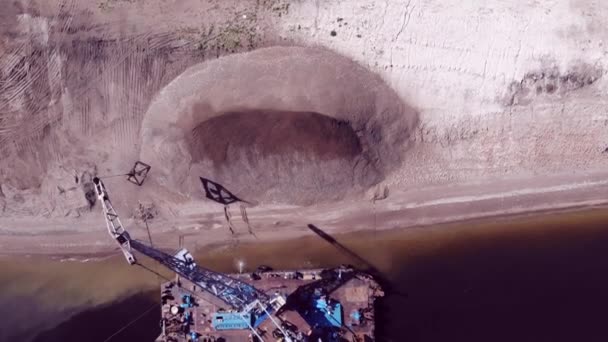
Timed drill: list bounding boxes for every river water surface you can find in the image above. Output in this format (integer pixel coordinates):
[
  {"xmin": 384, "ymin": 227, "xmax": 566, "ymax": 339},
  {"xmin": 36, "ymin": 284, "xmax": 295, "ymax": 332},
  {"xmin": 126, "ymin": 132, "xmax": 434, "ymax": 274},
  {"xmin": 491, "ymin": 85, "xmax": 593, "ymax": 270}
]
[{"xmin": 3, "ymin": 209, "xmax": 608, "ymax": 341}]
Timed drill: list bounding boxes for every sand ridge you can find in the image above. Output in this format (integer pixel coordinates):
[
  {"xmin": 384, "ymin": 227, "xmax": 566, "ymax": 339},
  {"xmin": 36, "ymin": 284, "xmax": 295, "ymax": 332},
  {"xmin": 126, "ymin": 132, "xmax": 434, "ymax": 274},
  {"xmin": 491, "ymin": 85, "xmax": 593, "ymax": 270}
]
[{"xmin": 140, "ymin": 46, "xmax": 418, "ymax": 205}]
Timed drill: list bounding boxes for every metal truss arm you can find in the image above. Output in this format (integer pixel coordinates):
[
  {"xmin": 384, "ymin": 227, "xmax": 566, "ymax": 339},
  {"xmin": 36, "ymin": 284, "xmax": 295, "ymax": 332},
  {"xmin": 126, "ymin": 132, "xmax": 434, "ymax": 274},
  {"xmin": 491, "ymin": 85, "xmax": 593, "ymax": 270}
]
[
  {"xmin": 129, "ymin": 239, "xmax": 268, "ymax": 311},
  {"xmin": 93, "ymin": 177, "xmax": 136, "ymax": 264}
]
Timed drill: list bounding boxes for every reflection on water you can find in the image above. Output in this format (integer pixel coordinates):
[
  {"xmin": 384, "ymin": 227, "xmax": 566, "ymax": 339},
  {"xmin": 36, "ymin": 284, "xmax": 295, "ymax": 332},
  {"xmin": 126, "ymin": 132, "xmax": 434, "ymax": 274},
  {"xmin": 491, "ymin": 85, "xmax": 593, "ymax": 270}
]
[
  {"xmin": 378, "ymin": 213, "xmax": 608, "ymax": 342},
  {"xmin": 0, "ymin": 255, "xmax": 167, "ymax": 341},
  {"xmin": 32, "ymin": 291, "xmax": 160, "ymax": 342},
  {"xmin": 3, "ymin": 209, "xmax": 608, "ymax": 341}
]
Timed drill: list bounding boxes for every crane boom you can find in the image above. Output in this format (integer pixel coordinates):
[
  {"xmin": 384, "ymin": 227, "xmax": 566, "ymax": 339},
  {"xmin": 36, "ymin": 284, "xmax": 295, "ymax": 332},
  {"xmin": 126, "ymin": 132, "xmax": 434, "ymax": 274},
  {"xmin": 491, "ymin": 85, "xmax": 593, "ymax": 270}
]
[
  {"xmin": 129, "ymin": 239, "xmax": 268, "ymax": 310},
  {"xmin": 93, "ymin": 177, "xmax": 270, "ymax": 310},
  {"xmin": 93, "ymin": 176, "xmax": 299, "ymax": 341},
  {"xmin": 93, "ymin": 177, "xmax": 136, "ymax": 264}
]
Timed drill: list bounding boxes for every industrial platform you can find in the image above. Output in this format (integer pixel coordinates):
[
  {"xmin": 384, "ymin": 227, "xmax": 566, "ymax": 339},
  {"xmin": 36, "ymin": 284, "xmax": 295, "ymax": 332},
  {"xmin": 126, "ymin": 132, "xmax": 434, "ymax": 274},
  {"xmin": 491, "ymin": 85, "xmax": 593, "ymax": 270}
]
[
  {"xmin": 156, "ymin": 267, "xmax": 384, "ymax": 341},
  {"xmin": 92, "ymin": 175, "xmax": 385, "ymax": 342}
]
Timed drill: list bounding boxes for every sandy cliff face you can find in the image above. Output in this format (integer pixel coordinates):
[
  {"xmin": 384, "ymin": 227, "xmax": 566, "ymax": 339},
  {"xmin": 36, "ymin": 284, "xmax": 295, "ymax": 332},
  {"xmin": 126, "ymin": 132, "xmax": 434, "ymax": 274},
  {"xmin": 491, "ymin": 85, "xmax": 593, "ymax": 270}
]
[
  {"xmin": 0, "ymin": 0, "xmax": 607, "ymax": 224},
  {"xmin": 0, "ymin": 0, "xmax": 279, "ymax": 216},
  {"xmin": 272, "ymin": 0, "xmax": 608, "ymax": 187}
]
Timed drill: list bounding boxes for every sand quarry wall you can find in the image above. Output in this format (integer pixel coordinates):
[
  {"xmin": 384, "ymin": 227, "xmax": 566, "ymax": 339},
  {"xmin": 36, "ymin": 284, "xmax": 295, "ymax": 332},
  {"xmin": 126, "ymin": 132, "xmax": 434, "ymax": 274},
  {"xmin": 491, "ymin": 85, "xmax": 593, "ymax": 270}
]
[
  {"xmin": 140, "ymin": 46, "xmax": 418, "ymax": 205},
  {"xmin": 276, "ymin": 0, "xmax": 608, "ymax": 188},
  {"xmin": 141, "ymin": 0, "xmax": 608, "ymax": 205},
  {"xmin": 0, "ymin": 0, "xmax": 608, "ymax": 215}
]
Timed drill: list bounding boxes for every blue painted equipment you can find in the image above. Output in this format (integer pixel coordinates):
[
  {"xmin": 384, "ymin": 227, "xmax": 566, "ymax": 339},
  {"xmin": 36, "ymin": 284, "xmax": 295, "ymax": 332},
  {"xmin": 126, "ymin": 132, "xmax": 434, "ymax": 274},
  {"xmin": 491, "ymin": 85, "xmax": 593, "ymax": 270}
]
[
  {"xmin": 305, "ymin": 298, "xmax": 342, "ymax": 328},
  {"xmin": 184, "ymin": 311, "xmax": 192, "ymax": 325},
  {"xmin": 212, "ymin": 312, "xmax": 251, "ymax": 330},
  {"xmin": 182, "ymin": 294, "xmax": 194, "ymax": 308},
  {"xmin": 211, "ymin": 303, "xmax": 273, "ymax": 330},
  {"xmin": 130, "ymin": 240, "xmax": 268, "ymax": 311},
  {"xmin": 350, "ymin": 310, "xmax": 361, "ymax": 324}
]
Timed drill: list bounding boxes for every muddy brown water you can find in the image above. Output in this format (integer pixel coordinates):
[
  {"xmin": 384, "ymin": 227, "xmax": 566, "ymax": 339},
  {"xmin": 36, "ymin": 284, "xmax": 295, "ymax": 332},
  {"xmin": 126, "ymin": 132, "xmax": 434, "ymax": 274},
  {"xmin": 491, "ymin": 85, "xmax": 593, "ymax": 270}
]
[{"xmin": 3, "ymin": 209, "xmax": 608, "ymax": 341}]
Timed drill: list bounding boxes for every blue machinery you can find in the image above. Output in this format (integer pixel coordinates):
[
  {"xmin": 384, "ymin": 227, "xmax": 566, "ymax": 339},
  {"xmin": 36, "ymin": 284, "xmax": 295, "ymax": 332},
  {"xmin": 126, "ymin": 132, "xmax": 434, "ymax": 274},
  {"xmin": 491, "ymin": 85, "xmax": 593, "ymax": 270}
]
[
  {"xmin": 93, "ymin": 177, "xmax": 294, "ymax": 341},
  {"xmin": 129, "ymin": 239, "xmax": 267, "ymax": 311}
]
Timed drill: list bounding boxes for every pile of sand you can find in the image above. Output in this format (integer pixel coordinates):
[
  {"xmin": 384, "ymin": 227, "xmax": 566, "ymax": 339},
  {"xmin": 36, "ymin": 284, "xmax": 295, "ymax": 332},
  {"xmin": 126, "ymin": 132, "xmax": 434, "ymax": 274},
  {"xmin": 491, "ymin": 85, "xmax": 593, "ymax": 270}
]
[{"xmin": 140, "ymin": 46, "xmax": 418, "ymax": 205}]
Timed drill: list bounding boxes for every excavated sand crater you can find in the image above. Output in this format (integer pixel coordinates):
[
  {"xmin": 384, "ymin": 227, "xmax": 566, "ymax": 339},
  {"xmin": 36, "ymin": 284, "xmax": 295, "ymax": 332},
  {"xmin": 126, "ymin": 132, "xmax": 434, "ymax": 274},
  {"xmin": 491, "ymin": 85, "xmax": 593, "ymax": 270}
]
[{"xmin": 141, "ymin": 46, "xmax": 418, "ymax": 205}]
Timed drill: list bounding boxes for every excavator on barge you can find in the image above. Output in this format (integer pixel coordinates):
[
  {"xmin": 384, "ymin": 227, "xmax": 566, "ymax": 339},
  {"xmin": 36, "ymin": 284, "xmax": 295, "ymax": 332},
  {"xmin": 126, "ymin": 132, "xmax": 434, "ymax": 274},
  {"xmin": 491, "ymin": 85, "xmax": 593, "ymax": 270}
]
[{"xmin": 93, "ymin": 172, "xmax": 384, "ymax": 341}]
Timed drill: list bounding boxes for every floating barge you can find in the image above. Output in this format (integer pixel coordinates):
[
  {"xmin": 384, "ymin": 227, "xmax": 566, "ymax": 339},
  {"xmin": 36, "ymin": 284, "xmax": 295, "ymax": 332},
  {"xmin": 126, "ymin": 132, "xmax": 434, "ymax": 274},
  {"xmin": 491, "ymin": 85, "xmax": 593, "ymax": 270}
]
[
  {"xmin": 92, "ymin": 172, "xmax": 385, "ymax": 341},
  {"xmin": 156, "ymin": 266, "xmax": 384, "ymax": 341}
]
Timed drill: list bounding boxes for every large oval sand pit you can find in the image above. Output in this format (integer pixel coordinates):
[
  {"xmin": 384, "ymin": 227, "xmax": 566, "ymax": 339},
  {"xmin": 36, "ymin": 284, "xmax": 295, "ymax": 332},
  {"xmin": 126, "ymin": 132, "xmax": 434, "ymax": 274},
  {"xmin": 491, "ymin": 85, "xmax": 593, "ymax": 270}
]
[
  {"xmin": 186, "ymin": 109, "xmax": 372, "ymax": 204},
  {"xmin": 188, "ymin": 110, "xmax": 363, "ymax": 165},
  {"xmin": 141, "ymin": 46, "xmax": 418, "ymax": 205}
]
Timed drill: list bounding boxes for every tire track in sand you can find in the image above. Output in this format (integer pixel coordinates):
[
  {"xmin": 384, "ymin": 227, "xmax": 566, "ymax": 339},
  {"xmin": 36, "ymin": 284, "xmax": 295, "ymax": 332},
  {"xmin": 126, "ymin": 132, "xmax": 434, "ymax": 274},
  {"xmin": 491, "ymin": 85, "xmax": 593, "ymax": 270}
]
[{"xmin": 0, "ymin": 0, "xmax": 76, "ymax": 159}]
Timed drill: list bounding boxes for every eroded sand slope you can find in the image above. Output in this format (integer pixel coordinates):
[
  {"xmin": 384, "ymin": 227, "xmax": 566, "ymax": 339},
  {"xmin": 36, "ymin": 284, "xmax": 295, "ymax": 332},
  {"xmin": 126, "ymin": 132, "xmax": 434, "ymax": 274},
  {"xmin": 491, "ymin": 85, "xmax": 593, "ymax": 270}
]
[
  {"xmin": 141, "ymin": 46, "xmax": 418, "ymax": 205},
  {"xmin": 0, "ymin": 0, "xmax": 607, "ymax": 253}
]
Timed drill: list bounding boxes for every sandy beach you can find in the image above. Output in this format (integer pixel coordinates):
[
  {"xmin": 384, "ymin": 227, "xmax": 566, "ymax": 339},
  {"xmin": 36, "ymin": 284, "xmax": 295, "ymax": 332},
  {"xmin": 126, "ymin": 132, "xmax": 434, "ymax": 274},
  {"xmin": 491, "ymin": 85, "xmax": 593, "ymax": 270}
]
[
  {"xmin": 2, "ymin": 169, "xmax": 608, "ymax": 257},
  {"xmin": 0, "ymin": 0, "xmax": 607, "ymax": 260}
]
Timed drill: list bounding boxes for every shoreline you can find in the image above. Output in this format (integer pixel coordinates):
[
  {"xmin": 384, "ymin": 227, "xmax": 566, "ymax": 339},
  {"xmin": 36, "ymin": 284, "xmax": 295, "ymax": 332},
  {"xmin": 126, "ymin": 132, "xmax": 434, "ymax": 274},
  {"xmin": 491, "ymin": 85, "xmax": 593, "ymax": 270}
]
[
  {"xmin": 3, "ymin": 170, "xmax": 608, "ymax": 259},
  {"xmin": 3, "ymin": 203, "xmax": 607, "ymax": 260}
]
